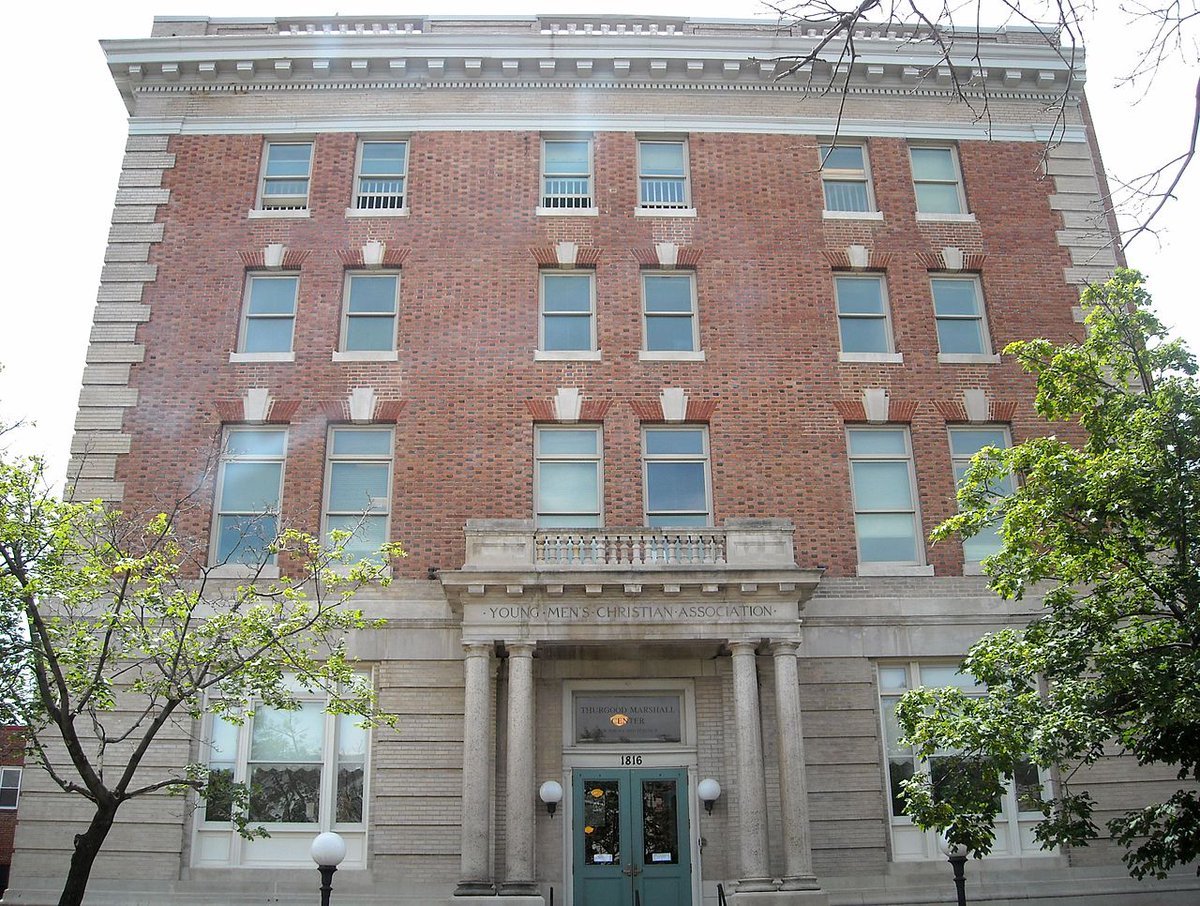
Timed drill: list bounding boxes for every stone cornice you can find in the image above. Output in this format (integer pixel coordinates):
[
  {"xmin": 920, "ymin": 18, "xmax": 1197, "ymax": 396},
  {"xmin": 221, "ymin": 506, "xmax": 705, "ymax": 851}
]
[{"xmin": 106, "ymin": 16, "xmax": 1084, "ymax": 113}]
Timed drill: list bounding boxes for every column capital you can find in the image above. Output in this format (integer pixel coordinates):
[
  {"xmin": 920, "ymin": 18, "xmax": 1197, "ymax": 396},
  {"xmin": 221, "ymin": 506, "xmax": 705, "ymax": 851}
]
[
  {"xmin": 729, "ymin": 639, "xmax": 760, "ymax": 657},
  {"xmin": 770, "ymin": 638, "xmax": 802, "ymax": 656},
  {"xmin": 505, "ymin": 641, "xmax": 536, "ymax": 658},
  {"xmin": 463, "ymin": 641, "xmax": 493, "ymax": 658}
]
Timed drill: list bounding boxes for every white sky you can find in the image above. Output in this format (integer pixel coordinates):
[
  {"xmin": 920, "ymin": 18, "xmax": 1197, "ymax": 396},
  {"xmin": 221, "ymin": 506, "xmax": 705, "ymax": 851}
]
[{"xmin": 1, "ymin": 2, "xmax": 1195, "ymax": 486}]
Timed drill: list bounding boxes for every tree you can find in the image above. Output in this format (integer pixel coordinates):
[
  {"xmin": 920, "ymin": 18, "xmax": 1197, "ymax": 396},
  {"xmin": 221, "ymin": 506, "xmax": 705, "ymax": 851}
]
[
  {"xmin": 895, "ymin": 269, "xmax": 1200, "ymax": 879},
  {"xmin": 770, "ymin": 1, "xmax": 1198, "ymax": 244},
  {"xmin": 0, "ymin": 454, "xmax": 402, "ymax": 906}
]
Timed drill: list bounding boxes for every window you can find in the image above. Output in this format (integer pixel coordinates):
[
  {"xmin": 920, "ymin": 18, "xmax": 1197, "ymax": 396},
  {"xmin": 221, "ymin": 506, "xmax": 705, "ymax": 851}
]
[
  {"xmin": 638, "ymin": 140, "xmax": 690, "ymax": 210},
  {"xmin": 540, "ymin": 271, "xmax": 596, "ymax": 353},
  {"xmin": 931, "ymin": 277, "xmax": 990, "ymax": 357},
  {"xmin": 238, "ymin": 274, "xmax": 298, "ymax": 355},
  {"xmin": 340, "ymin": 273, "xmax": 399, "ymax": 353},
  {"xmin": 535, "ymin": 427, "xmax": 602, "ymax": 528},
  {"xmin": 949, "ymin": 427, "xmax": 1014, "ymax": 563},
  {"xmin": 258, "ymin": 142, "xmax": 313, "ymax": 211},
  {"xmin": 879, "ymin": 661, "xmax": 1048, "ymax": 860},
  {"xmin": 199, "ymin": 683, "xmax": 369, "ymax": 866},
  {"xmin": 835, "ymin": 275, "xmax": 893, "ymax": 355},
  {"xmin": 910, "ymin": 145, "xmax": 967, "ymax": 215},
  {"xmin": 642, "ymin": 273, "xmax": 699, "ymax": 354},
  {"xmin": 542, "ymin": 138, "xmax": 593, "ymax": 210},
  {"xmin": 323, "ymin": 427, "xmax": 393, "ymax": 562},
  {"xmin": 820, "ymin": 143, "xmax": 874, "ymax": 213},
  {"xmin": 847, "ymin": 428, "xmax": 923, "ymax": 566},
  {"xmin": 643, "ymin": 427, "xmax": 711, "ymax": 527},
  {"xmin": 0, "ymin": 768, "xmax": 20, "ymax": 809},
  {"xmin": 212, "ymin": 428, "xmax": 287, "ymax": 567},
  {"xmin": 353, "ymin": 141, "xmax": 407, "ymax": 211}
]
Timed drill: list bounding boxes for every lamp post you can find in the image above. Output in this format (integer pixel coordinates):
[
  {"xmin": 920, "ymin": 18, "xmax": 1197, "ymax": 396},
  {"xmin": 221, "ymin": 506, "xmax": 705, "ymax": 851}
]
[
  {"xmin": 697, "ymin": 778, "xmax": 721, "ymax": 816},
  {"xmin": 939, "ymin": 839, "xmax": 968, "ymax": 906},
  {"xmin": 311, "ymin": 831, "xmax": 347, "ymax": 906},
  {"xmin": 539, "ymin": 780, "xmax": 564, "ymax": 817}
]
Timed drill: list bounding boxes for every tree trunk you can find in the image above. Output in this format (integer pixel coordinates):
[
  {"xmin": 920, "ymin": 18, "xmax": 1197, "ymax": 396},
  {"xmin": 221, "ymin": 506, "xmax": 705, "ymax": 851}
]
[{"xmin": 58, "ymin": 803, "xmax": 119, "ymax": 906}]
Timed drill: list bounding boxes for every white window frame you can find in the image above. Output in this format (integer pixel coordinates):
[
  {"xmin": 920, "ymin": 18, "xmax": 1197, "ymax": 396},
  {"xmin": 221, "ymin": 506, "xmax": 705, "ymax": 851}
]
[
  {"xmin": 931, "ymin": 275, "xmax": 999, "ymax": 364},
  {"xmin": 193, "ymin": 680, "xmax": 372, "ymax": 868},
  {"xmin": 878, "ymin": 660, "xmax": 1052, "ymax": 861},
  {"xmin": 819, "ymin": 141, "xmax": 882, "ymax": 219},
  {"xmin": 231, "ymin": 273, "xmax": 298, "ymax": 364},
  {"xmin": 635, "ymin": 138, "xmax": 696, "ymax": 217},
  {"xmin": 948, "ymin": 426, "xmax": 1014, "ymax": 572},
  {"xmin": 0, "ymin": 767, "xmax": 21, "ymax": 810},
  {"xmin": 333, "ymin": 271, "xmax": 400, "ymax": 362},
  {"xmin": 348, "ymin": 139, "xmax": 409, "ymax": 216},
  {"xmin": 536, "ymin": 269, "xmax": 600, "ymax": 361},
  {"xmin": 909, "ymin": 144, "xmax": 974, "ymax": 221},
  {"xmin": 642, "ymin": 426, "xmax": 713, "ymax": 527},
  {"xmin": 639, "ymin": 271, "xmax": 704, "ymax": 361},
  {"xmin": 846, "ymin": 427, "xmax": 932, "ymax": 576},
  {"xmin": 252, "ymin": 141, "xmax": 313, "ymax": 218},
  {"xmin": 322, "ymin": 426, "xmax": 394, "ymax": 563},
  {"xmin": 535, "ymin": 425, "xmax": 604, "ymax": 528},
  {"xmin": 834, "ymin": 274, "xmax": 901, "ymax": 363},
  {"xmin": 538, "ymin": 136, "xmax": 597, "ymax": 215},
  {"xmin": 208, "ymin": 427, "xmax": 288, "ymax": 576}
]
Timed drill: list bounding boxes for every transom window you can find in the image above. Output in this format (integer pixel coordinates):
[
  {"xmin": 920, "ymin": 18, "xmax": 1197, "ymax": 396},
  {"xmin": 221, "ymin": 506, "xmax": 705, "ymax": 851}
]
[
  {"xmin": 323, "ymin": 427, "xmax": 394, "ymax": 563},
  {"xmin": 258, "ymin": 142, "xmax": 313, "ymax": 211},
  {"xmin": 642, "ymin": 273, "xmax": 699, "ymax": 353},
  {"xmin": 341, "ymin": 273, "xmax": 399, "ymax": 352},
  {"xmin": 535, "ymin": 427, "xmax": 602, "ymax": 528},
  {"xmin": 820, "ymin": 143, "xmax": 874, "ymax": 213},
  {"xmin": 910, "ymin": 145, "xmax": 967, "ymax": 215},
  {"xmin": 239, "ymin": 274, "xmax": 298, "ymax": 355},
  {"xmin": 540, "ymin": 271, "xmax": 596, "ymax": 352},
  {"xmin": 638, "ymin": 140, "xmax": 690, "ymax": 210},
  {"xmin": 931, "ymin": 277, "xmax": 990, "ymax": 356},
  {"xmin": 949, "ymin": 427, "xmax": 1014, "ymax": 562},
  {"xmin": 0, "ymin": 767, "xmax": 20, "ymax": 809},
  {"xmin": 879, "ymin": 661, "xmax": 1048, "ymax": 860},
  {"xmin": 354, "ymin": 141, "xmax": 407, "ymax": 211},
  {"xmin": 643, "ymin": 427, "xmax": 711, "ymax": 527},
  {"xmin": 542, "ymin": 139, "xmax": 593, "ymax": 210},
  {"xmin": 847, "ymin": 428, "xmax": 923, "ymax": 565},
  {"xmin": 212, "ymin": 428, "xmax": 287, "ymax": 567},
  {"xmin": 835, "ymin": 275, "xmax": 892, "ymax": 354}
]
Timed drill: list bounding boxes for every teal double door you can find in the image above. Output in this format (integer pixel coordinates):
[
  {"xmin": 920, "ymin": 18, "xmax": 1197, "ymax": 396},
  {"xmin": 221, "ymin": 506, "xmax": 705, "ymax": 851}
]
[{"xmin": 572, "ymin": 768, "xmax": 692, "ymax": 906}]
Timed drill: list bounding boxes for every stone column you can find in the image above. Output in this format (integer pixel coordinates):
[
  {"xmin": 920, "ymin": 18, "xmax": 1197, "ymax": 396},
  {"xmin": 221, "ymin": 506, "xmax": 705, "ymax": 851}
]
[
  {"xmin": 772, "ymin": 639, "xmax": 820, "ymax": 891},
  {"xmin": 730, "ymin": 640, "xmax": 774, "ymax": 891},
  {"xmin": 456, "ymin": 643, "xmax": 495, "ymax": 896},
  {"xmin": 501, "ymin": 643, "xmax": 538, "ymax": 895}
]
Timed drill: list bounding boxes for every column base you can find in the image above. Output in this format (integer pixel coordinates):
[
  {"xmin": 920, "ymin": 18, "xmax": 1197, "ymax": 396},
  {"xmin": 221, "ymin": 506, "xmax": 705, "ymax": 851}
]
[
  {"xmin": 498, "ymin": 881, "xmax": 540, "ymax": 896},
  {"xmin": 453, "ymin": 880, "xmax": 496, "ymax": 896},
  {"xmin": 779, "ymin": 876, "xmax": 822, "ymax": 891},
  {"xmin": 737, "ymin": 877, "xmax": 778, "ymax": 892},
  {"xmin": 732, "ymin": 890, "xmax": 829, "ymax": 906}
]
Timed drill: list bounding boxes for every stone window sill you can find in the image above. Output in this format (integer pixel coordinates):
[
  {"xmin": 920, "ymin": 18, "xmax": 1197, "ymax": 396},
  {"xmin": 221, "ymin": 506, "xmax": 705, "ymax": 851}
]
[
  {"xmin": 229, "ymin": 352, "xmax": 294, "ymax": 364},
  {"xmin": 534, "ymin": 349, "xmax": 602, "ymax": 362},
  {"xmin": 839, "ymin": 351, "xmax": 903, "ymax": 364},
  {"xmin": 938, "ymin": 353, "xmax": 1001, "ymax": 365},
  {"xmin": 639, "ymin": 350, "xmax": 706, "ymax": 362},
  {"xmin": 333, "ymin": 350, "xmax": 399, "ymax": 363},
  {"xmin": 915, "ymin": 212, "xmax": 977, "ymax": 223},
  {"xmin": 634, "ymin": 207, "xmax": 697, "ymax": 218},
  {"xmin": 823, "ymin": 210, "xmax": 884, "ymax": 221},
  {"xmin": 345, "ymin": 207, "xmax": 408, "ymax": 218},
  {"xmin": 248, "ymin": 209, "xmax": 310, "ymax": 220},
  {"xmin": 856, "ymin": 563, "xmax": 935, "ymax": 577},
  {"xmin": 536, "ymin": 206, "xmax": 599, "ymax": 217},
  {"xmin": 205, "ymin": 564, "xmax": 281, "ymax": 580}
]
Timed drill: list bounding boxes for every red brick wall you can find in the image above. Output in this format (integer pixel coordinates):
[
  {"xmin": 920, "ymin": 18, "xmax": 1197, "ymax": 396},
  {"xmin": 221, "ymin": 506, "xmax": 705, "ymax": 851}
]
[
  {"xmin": 0, "ymin": 726, "xmax": 26, "ymax": 885},
  {"xmin": 115, "ymin": 130, "xmax": 1082, "ymax": 578}
]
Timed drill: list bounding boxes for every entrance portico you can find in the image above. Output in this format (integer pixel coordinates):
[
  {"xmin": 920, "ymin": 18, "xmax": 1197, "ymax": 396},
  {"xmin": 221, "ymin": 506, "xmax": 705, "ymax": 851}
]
[{"xmin": 441, "ymin": 519, "xmax": 829, "ymax": 905}]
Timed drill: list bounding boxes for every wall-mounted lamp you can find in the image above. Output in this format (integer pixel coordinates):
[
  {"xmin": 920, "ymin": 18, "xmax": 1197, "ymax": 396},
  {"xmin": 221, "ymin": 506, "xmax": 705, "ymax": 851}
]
[
  {"xmin": 540, "ymin": 780, "xmax": 564, "ymax": 818},
  {"xmin": 698, "ymin": 778, "xmax": 721, "ymax": 815}
]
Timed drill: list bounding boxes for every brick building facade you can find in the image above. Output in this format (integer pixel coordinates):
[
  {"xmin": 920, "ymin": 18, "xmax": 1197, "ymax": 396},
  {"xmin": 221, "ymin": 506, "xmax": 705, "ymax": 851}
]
[
  {"xmin": 6, "ymin": 13, "xmax": 1198, "ymax": 906},
  {"xmin": 1, "ymin": 726, "xmax": 26, "ymax": 898}
]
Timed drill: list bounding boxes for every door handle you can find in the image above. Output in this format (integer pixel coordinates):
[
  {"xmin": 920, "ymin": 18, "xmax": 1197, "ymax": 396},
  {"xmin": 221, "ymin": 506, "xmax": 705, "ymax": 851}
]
[{"xmin": 621, "ymin": 864, "xmax": 642, "ymax": 877}]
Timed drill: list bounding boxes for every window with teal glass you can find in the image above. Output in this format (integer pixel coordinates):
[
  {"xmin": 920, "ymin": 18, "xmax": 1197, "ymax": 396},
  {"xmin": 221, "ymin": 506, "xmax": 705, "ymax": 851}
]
[
  {"xmin": 239, "ymin": 274, "xmax": 298, "ymax": 354},
  {"xmin": 323, "ymin": 427, "xmax": 393, "ymax": 562},
  {"xmin": 535, "ymin": 427, "xmax": 602, "ymax": 528},
  {"xmin": 341, "ymin": 273, "xmax": 399, "ymax": 352},
  {"xmin": 643, "ymin": 427, "xmax": 711, "ymax": 527},
  {"xmin": 949, "ymin": 427, "xmax": 1014, "ymax": 562},
  {"xmin": 212, "ymin": 428, "xmax": 287, "ymax": 566},
  {"xmin": 847, "ymin": 428, "xmax": 923, "ymax": 564},
  {"xmin": 258, "ymin": 141, "xmax": 312, "ymax": 210}
]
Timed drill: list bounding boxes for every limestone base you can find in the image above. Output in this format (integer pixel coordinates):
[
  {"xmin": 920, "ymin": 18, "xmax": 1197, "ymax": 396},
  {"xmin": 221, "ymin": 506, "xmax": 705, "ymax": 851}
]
[{"xmin": 733, "ymin": 890, "xmax": 830, "ymax": 906}]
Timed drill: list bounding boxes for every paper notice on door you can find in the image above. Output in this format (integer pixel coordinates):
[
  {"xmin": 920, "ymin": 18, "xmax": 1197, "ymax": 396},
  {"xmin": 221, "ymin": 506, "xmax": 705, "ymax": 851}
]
[
  {"xmin": 651, "ymin": 853, "xmax": 672, "ymax": 862},
  {"xmin": 593, "ymin": 854, "xmax": 613, "ymax": 863}
]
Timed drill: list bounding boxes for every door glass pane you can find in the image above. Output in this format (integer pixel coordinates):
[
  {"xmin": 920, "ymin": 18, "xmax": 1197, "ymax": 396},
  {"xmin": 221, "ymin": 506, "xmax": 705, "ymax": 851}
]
[
  {"xmin": 642, "ymin": 779, "xmax": 680, "ymax": 864},
  {"xmin": 582, "ymin": 780, "xmax": 621, "ymax": 865}
]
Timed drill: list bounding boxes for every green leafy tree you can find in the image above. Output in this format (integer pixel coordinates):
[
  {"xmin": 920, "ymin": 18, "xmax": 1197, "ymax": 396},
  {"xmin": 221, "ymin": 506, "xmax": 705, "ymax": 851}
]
[
  {"xmin": 896, "ymin": 269, "xmax": 1200, "ymax": 879},
  {"xmin": 0, "ymin": 454, "xmax": 402, "ymax": 906}
]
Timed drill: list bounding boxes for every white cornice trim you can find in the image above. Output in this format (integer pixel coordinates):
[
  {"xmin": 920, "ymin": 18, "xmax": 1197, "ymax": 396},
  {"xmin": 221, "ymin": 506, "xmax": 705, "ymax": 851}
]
[{"xmin": 126, "ymin": 112, "xmax": 1087, "ymax": 145}]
